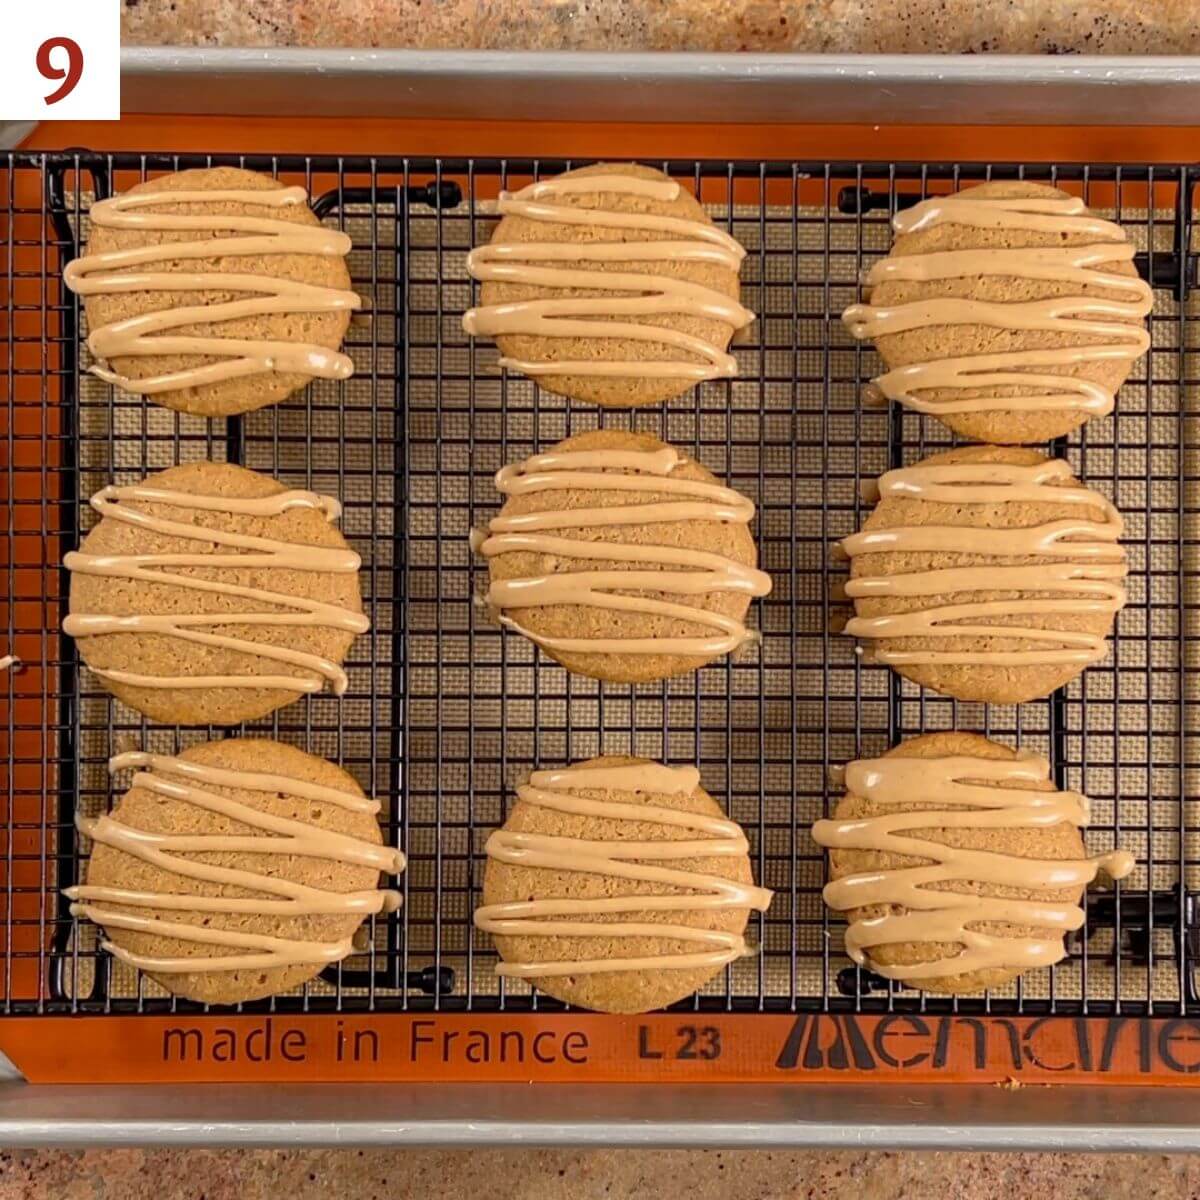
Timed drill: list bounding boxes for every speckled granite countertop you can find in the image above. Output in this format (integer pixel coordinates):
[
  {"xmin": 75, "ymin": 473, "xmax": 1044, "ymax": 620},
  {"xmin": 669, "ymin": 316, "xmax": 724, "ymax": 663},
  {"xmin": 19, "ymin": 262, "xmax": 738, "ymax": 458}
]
[
  {"xmin": 7, "ymin": 1142, "xmax": 1200, "ymax": 1200},
  {"xmin": 122, "ymin": 0, "xmax": 1188, "ymax": 54},
  {"xmin": 7, "ymin": 1147, "xmax": 1200, "ymax": 1199},
  {"xmin": 18, "ymin": 2, "xmax": 1200, "ymax": 1197}
]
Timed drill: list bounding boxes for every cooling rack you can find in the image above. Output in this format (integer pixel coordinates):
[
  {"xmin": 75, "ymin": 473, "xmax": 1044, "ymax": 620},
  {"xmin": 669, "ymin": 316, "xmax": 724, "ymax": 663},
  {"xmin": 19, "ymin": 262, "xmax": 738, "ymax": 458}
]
[{"xmin": 0, "ymin": 150, "xmax": 1196, "ymax": 1088}]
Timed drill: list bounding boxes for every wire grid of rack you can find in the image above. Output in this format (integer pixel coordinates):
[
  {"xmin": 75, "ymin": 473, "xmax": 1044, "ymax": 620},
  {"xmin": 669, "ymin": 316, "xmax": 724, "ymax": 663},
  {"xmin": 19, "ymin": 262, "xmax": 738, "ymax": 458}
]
[{"xmin": 0, "ymin": 150, "xmax": 1196, "ymax": 1021}]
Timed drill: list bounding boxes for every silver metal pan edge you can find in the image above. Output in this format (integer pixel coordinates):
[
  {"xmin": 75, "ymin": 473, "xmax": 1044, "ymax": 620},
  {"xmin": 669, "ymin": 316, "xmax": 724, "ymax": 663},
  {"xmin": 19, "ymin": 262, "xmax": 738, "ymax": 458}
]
[
  {"xmin": 121, "ymin": 48, "xmax": 1200, "ymax": 125},
  {"xmin": 2, "ymin": 1081, "xmax": 1199, "ymax": 1149}
]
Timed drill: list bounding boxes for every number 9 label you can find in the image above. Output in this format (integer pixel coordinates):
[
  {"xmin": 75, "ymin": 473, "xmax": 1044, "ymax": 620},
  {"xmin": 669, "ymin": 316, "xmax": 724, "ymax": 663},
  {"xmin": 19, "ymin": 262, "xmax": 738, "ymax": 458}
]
[
  {"xmin": 3, "ymin": 2, "xmax": 119, "ymax": 121},
  {"xmin": 37, "ymin": 38, "xmax": 86, "ymax": 107}
]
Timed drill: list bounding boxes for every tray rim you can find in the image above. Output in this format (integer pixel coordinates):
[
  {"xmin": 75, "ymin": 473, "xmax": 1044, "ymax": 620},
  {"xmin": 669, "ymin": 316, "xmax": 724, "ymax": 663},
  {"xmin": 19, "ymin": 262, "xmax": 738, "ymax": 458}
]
[
  {"xmin": 4, "ymin": 1080, "xmax": 1200, "ymax": 1150},
  {"xmin": 118, "ymin": 48, "xmax": 1200, "ymax": 126}
]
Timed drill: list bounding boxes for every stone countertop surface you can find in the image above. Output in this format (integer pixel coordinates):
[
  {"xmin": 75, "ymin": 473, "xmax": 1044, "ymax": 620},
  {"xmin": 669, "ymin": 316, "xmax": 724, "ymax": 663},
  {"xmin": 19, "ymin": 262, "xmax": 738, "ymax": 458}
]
[
  {"xmin": 27, "ymin": 2, "xmax": 1200, "ymax": 1198},
  {"xmin": 122, "ymin": 0, "xmax": 1191, "ymax": 54},
  {"xmin": 6, "ymin": 1147, "xmax": 1200, "ymax": 1198}
]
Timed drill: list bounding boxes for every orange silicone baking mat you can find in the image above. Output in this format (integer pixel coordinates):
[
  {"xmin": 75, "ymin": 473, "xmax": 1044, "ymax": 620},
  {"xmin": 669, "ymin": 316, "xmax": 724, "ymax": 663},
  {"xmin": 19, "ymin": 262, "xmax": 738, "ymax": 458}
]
[{"xmin": 0, "ymin": 117, "xmax": 1196, "ymax": 1085}]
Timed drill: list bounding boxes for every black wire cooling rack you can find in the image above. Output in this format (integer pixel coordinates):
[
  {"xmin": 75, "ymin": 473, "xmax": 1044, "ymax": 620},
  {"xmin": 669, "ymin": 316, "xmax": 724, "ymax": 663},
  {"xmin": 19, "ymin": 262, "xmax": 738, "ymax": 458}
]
[{"xmin": 0, "ymin": 151, "xmax": 1196, "ymax": 1019}]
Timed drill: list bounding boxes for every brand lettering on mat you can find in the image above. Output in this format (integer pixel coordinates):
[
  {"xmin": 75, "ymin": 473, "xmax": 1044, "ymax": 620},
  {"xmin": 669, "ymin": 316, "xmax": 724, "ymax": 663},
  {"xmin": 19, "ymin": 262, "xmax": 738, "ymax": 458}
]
[
  {"xmin": 159, "ymin": 1018, "xmax": 592, "ymax": 1070},
  {"xmin": 161, "ymin": 1019, "xmax": 310, "ymax": 1065},
  {"xmin": 408, "ymin": 1020, "xmax": 591, "ymax": 1067},
  {"xmin": 144, "ymin": 1014, "xmax": 1200, "ymax": 1077},
  {"xmin": 772, "ymin": 1015, "xmax": 1200, "ymax": 1076}
]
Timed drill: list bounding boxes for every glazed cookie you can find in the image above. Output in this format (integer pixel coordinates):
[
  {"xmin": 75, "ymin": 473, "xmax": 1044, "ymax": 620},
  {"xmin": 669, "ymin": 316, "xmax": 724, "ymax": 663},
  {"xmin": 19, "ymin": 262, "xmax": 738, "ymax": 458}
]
[
  {"xmin": 66, "ymin": 738, "xmax": 404, "ymax": 1006},
  {"xmin": 842, "ymin": 444, "xmax": 1126, "ymax": 703},
  {"xmin": 475, "ymin": 755, "xmax": 773, "ymax": 1013},
  {"xmin": 813, "ymin": 731, "xmax": 1133, "ymax": 994},
  {"xmin": 843, "ymin": 180, "xmax": 1152, "ymax": 444},
  {"xmin": 476, "ymin": 428, "xmax": 772, "ymax": 684},
  {"xmin": 64, "ymin": 166, "xmax": 360, "ymax": 417},
  {"xmin": 65, "ymin": 460, "xmax": 368, "ymax": 725},
  {"xmin": 463, "ymin": 162, "xmax": 753, "ymax": 407}
]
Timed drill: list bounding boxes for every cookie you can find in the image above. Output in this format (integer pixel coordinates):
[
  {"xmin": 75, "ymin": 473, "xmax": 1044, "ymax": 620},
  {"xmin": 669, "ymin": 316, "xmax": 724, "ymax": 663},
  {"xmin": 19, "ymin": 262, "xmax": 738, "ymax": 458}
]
[
  {"xmin": 843, "ymin": 180, "xmax": 1152, "ymax": 444},
  {"xmin": 476, "ymin": 755, "xmax": 773, "ymax": 1013},
  {"xmin": 812, "ymin": 731, "xmax": 1133, "ymax": 994},
  {"xmin": 64, "ymin": 166, "xmax": 360, "ymax": 417},
  {"xmin": 65, "ymin": 738, "xmax": 404, "ymax": 1006},
  {"xmin": 65, "ymin": 460, "xmax": 368, "ymax": 725},
  {"xmin": 463, "ymin": 162, "xmax": 753, "ymax": 407},
  {"xmin": 477, "ymin": 428, "xmax": 772, "ymax": 684},
  {"xmin": 842, "ymin": 444, "xmax": 1126, "ymax": 703}
]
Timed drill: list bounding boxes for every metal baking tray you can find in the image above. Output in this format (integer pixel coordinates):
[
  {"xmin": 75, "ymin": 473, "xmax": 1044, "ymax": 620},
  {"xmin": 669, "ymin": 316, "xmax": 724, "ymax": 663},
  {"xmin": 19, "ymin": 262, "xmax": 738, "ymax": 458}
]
[
  {"xmin": 121, "ymin": 48, "xmax": 1200, "ymax": 126},
  {"xmin": 0, "ymin": 50, "xmax": 1197, "ymax": 1148}
]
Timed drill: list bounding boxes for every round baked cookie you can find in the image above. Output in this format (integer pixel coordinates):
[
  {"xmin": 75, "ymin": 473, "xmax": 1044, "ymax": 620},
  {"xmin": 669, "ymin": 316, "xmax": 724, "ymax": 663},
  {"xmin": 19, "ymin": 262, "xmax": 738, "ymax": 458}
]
[
  {"xmin": 65, "ymin": 460, "xmax": 367, "ymax": 725},
  {"xmin": 479, "ymin": 428, "xmax": 772, "ymax": 684},
  {"xmin": 844, "ymin": 180, "xmax": 1152, "ymax": 444},
  {"xmin": 814, "ymin": 731, "xmax": 1133, "ymax": 995},
  {"xmin": 476, "ymin": 755, "xmax": 772, "ymax": 1013},
  {"xmin": 67, "ymin": 738, "xmax": 403, "ymax": 1006},
  {"xmin": 65, "ymin": 166, "xmax": 359, "ymax": 417},
  {"xmin": 843, "ymin": 444, "xmax": 1126, "ymax": 703},
  {"xmin": 463, "ymin": 162, "xmax": 753, "ymax": 407}
]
